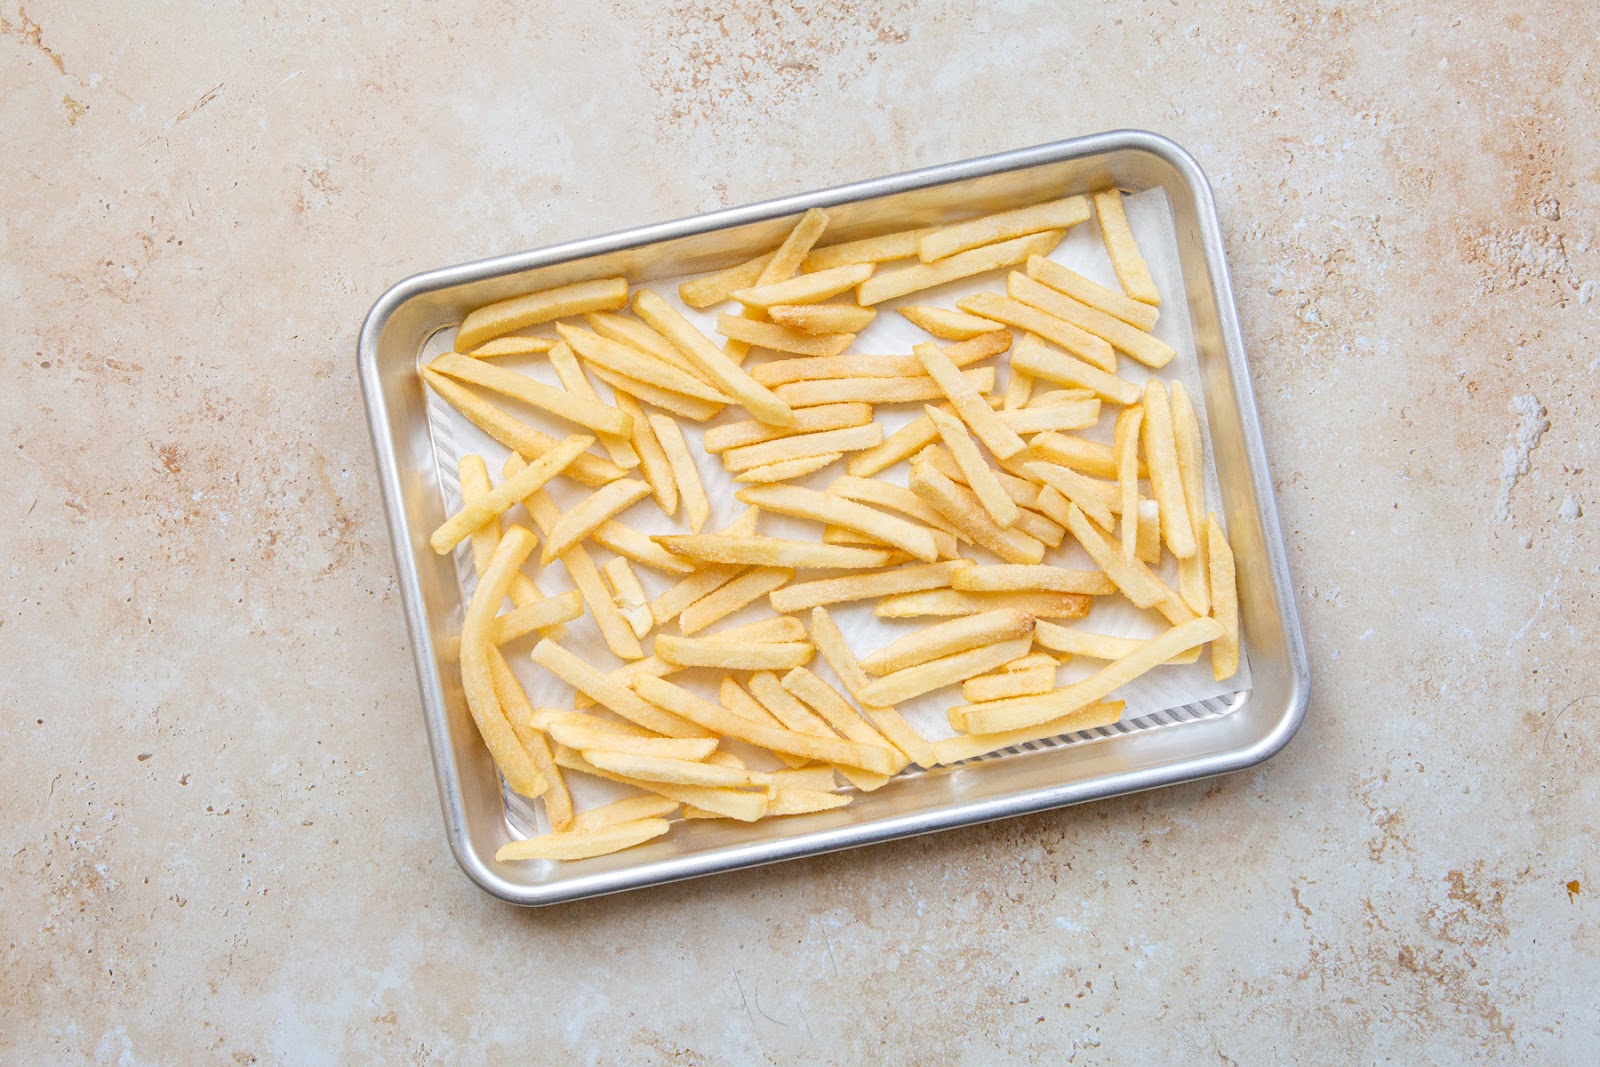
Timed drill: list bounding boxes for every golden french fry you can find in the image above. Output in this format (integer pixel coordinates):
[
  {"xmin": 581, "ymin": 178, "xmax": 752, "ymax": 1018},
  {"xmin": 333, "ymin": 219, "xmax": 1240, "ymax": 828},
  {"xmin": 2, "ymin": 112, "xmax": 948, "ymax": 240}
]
[
  {"xmin": 467, "ymin": 335, "xmax": 556, "ymax": 357},
  {"xmin": 861, "ymin": 609, "xmax": 1036, "ymax": 676},
  {"xmin": 764, "ymin": 789, "xmax": 853, "ymax": 816},
  {"xmin": 1030, "ymin": 432, "xmax": 1135, "ymax": 480},
  {"xmin": 600, "ymin": 556, "xmax": 653, "ymax": 639},
  {"xmin": 633, "ymin": 289, "xmax": 795, "ymax": 426},
  {"xmin": 421, "ymin": 369, "xmax": 624, "ymax": 487},
  {"xmin": 679, "ymin": 251, "xmax": 774, "ymax": 309},
  {"xmin": 429, "ymin": 353, "xmax": 632, "ymax": 437},
  {"xmin": 541, "ymin": 479, "xmax": 651, "ymax": 564},
  {"xmin": 646, "ymin": 413, "xmax": 709, "ymax": 534},
  {"xmin": 554, "ymin": 746, "xmax": 768, "ymax": 821},
  {"xmin": 730, "ymin": 263, "xmax": 875, "ymax": 308},
  {"xmin": 924, "ymin": 406, "xmax": 1019, "ymax": 531},
  {"xmin": 495, "ymin": 817, "xmax": 671, "ymax": 861},
  {"xmin": 956, "ymin": 293, "xmax": 1116, "ymax": 372},
  {"xmin": 736, "ymin": 484, "xmax": 940, "ymax": 562},
  {"xmin": 716, "ymin": 315, "xmax": 854, "ymax": 357},
  {"xmin": 858, "ymin": 230, "xmax": 1064, "ymax": 305},
  {"xmin": 460, "ymin": 455, "xmax": 564, "ymax": 637},
  {"xmin": 750, "ymin": 345, "xmax": 995, "ymax": 387},
  {"xmin": 1032, "ymin": 620, "xmax": 1202, "ymax": 663},
  {"xmin": 1002, "ymin": 367, "xmax": 1033, "ymax": 411},
  {"xmin": 920, "ymin": 196, "xmax": 1089, "ymax": 263},
  {"xmin": 760, "ymin": 208, "xmax": 832, "ymax": 283},
  {"xmin": 652, "ymin": 563, "xmax": 745, "ymax": 627},
  {"xmin": 613, "ymin": 391, "xmax": 677, "ymax": 515},
  {"xmin": 678, "ymin": 567, "xmax": 794, "ymax": 635},
  {"xmin": 774, "ymin": 367, "xmax": 995, "ymax": 408},
  {"xmin": 845, "ymin": 410, "xmax": 942, "ymax": 477},
  {"xmin": 656, "ymin": 534, "xmax": 902, "ymax": 570},
  {"xmin": 908, "ymin": 460, "xmax": 1044, "ymax": 564},
  {"xmin": 1008, "ymin": 333, "xmax": 1138, "ymax": 404},
  {"xmin": 1023, "ymin": 461, "xmax": 1117, "ymax": 531},
  {"xmin": 1025, "ymin": 255, "xmax": 1158, "ymax": 330},
  {"xmin": 875, "ymin": 588, "xmax": 1089, "ymax": 619},
  {"xmin": 1115, "ymin": 404, "xmax": 1145, "ymax": 561},
  {"xmin": 781, "ymin": 667, "xmax": 904, "ymax": 760},
  {"xmin": 568, "ymin": 794, "xmax": 680, "ymax": 832},
  {"xmin": 826, "ymin": 475, "xmax": 963, "ymax": 538},
  {"xmin": 801, "ymin": 225, "xmax": 935, "ymax": 272},
  {"xmin": 547, "ymin": 723, "xmax": 718, "ymax": 762},
  {"xmin": 704, "ymin": 403, "xmax": 872, "ymax": 453},
  {"xmin": 748, "ymin": 670, "xmax": 837, "ymax": 739},
  {"xmin": 1140, "ymin": 379, "xmax": 1195, "ymax": 559},
  {"xmin": 721, "ymin": 423, "xmax": 882, "ymax": 472},
  {"xmin": 950, "ymin": 564, "xmax": 1117, "ymax": 596},
  {"xmin": 1008, "ymin": 272, "xmax": 1174, "ymax": 369},
  {"xmin": 807, "ymin": 606, "xmax": 937, "ymax": 769},
  {"xmin": 767, "ymin": 303, "xmax": 878, "ymax": 334},
  {"xmin": 531, "ymin": 638, "xmax": 711, "ymax": 737},
  {"xmin": 1207, "ymin": 514, "xmax": 1239, "ymax": 681},
  {"xmin": 490, "ymin": 651, "xmax": 565, "ymax": 818},
  {"xmin": 899, "ymin": 305, "xmax": 1005, "ymax": 340},
  {"xmin": 521, "ymin": 485, "xmax": 649, "ymax": 661},
  {"xmin": 581, "ymin": 750, "xmax": 767, "ymax": 790},
  {"xmin": 997, "ymin": 401, "xmax": 1099, "ymax": 434},
  {"xmin": 455, "ymin": 277, "xmax": 628, "ymax": 351},
  {"xmin": 859, "ymin": 635, "xmax": 1034, "ymax": 705},
  {"xmin": 719, "ymin": 677, "xmax": 812, "ymax": 769},
  {"xmin": 546, "ymin": 340, "xmax": 639, "ymax": 469},
  {"xmin": 768, "ymin": 561, "xmax": 963, "ymax": 613},
  {"xmin": 915, "ymin": 444, "xmax": 1042, "ymax": 510},
  {"xmin": 1092, "ymin": 188, "xmax": 1160, "ymax": 305},
  {"xmin": 932, "ymin": 701, "xmax": 1125, "ymax": 765},
  {"xmin": 429, "ymin": 434, "xmax": 591, "ymax": 554},
  {"xmin": 915, "ymin": 341, "xmax": 1027, "ymax": 460},
  {"xmin": 963, "ymin": 664, "xmax": 1055, "ymax": 703},
  {"xmin": 558, "ymin": 323, "xmax": 733, "ymax": 403},
  {"xmin": 584, "ymin": 362, "xmax": 725, "ymax": 422},
  {"xmin": 572, "ymin": 614, "xmax": 803, "ymax": 711},
  {"xmin": 654, "ymin": 635, "xmax": 813, "ymax": 671},
  {"xmin": 734, "ymin": 453, "xmax": 845, "ymax": 483},
  {"xmin": 1170, "ymin": 381, "xmax": 1210, "ymax": 614},
  {"xmin": 1028, "ymin": 387, "xmax": 1098, "ymax": 407},
  {"xmin": 1062, "ymin": 505, "xmax": 1195, "ymax": 625},
  {"xmin": 584, "ymin": 311, "xmax": 715, "ymax": 383},
  {"xmin": 490, "ymin": 589, "xmax": 586, "ymax": 644},
  {"xmin": 459, "ymin": 528, "xmax": 545, "ymax": 797}
]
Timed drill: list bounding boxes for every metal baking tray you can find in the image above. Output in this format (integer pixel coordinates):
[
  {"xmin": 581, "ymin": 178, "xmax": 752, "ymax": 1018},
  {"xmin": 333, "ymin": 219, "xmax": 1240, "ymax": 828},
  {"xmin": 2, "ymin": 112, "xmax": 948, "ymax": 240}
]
[{"xmin": 359, "ymin": 129, "xmax": 1309, "ymax": 906}]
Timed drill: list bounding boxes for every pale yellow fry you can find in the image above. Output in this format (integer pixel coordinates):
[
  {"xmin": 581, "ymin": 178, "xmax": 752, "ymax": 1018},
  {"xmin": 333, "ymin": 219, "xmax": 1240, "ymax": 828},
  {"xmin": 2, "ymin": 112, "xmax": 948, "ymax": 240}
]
[
  {"xmin": 633, "ymin": 289, "xmax": 795, "ymax": 426},
  {"xmin": 760, "ymin": 208, "xmax": 832, "ymax": 283},
  {"xmin": 582, "ymin": 750, "xmax": 766, "ymax": 790},
  {"xmin": 764, "ymin": 789, "xmax": 854, "ymax": 816},
  {"xmin": 547, "ymin": 723, "xmax": 718, "ymax": 761},
  {"xmin": 1009, "ymin": 332, "xmax": 1138, "ymax": 404},
  {"xmin": 1000, "ymin": 651, "xmax": 1063, "ymax": 671},
  {"xmin": 919, "ymin": 443, "xmax": 1047, "ymax": 511},
  {"xmin": 467, "ymin": 335, "xmax": 556, "ymax": 357},
  {"xmin": 735, "ymin": 454, "xmax": 844, "ymax": 484},
  {"xmin": 752, "ymin": 330, "xmax": 1011, "ymax": 388},
  {"xmin": 654, "ymin": 635, "xmax": 813, "ymax": 671},
  {"xmin": 1023, "ymin": 462, "xmax": 1118, "ymax": 531},
  {"xmin": 679, "ymin": 251, "xmax": 776, "ymax": 309},
  {"xmin": 652, "ymin": 564, "xmax": 745, "ymax": 627},
  {"xmin": 495, "ymin": 817, "xmax": 670, "ymax": 861},
  {"xmin": 956, "ymin": 293, "xmax": 1116, "ymax": 372},
  {"xmin": 801, "ymin": 225, "xmax": 935, "ymax": 272},
  {"xmin": 584, "ymin": 311, "xmax": 715, "ymax": 384},
  {"xmin": 915, "ymin": 342, "xmax": 1027, "ymax": 462},
  {"xmin": 530, "ymin": 638, "xmax": 709, "ymax": 738},
  {"xmin": 720, "ymin": 677, "xmax": 812, "ymax": 769},
  {"xmin": 950, "ymin": 564, "xmax": 1117, "ymax": 596},
  {"xmin": 730, "ymin": 263, "xmax": 875, "ymax": 309},
  {"xmin": 963, "ymin": 664, "xmax": 1055, "ymax": 703},
  {"xmin": 899, "ymin": 305, "xmax": 1005, "ymax": 340},
  {"xmin": 509, "ymin": 455, "xmax": 690, "ymax": 575},
  {"xmin": 516, "ymin": 488, "xmax": 645, "ymax": 661},
  {"xmin": 459, "ymin": 529, "xmax": 545, "ymax": 797},
  {"xmin": 932, "ymin": 701, "xmax": 1125, "ymax": 765},
  {"xmin": 861, "ymin": 609, "xmax": 1036, "ymax": 676},
  {"xmin": 749, "ymin": 670, "xmax": 838, "ymax": 740},
  {"xmin": 1208, "ymin": 514, "xmax": 1239, "ymax": 682},
  {"xmin": 455, "ymin": 277, "xmax": 628, "ymax": 351},
  {"xmin": 781, "ymin": 667, "xmax": 903, "ymax": 757},
  {"xmin": 807, "ymin": 606, "xmax": 937, "ymax": 769},
  {"xmin": 1032, "ymin": 621, "xmax": 1202, "ymax": 664},
  {"xmin": 722, "ymin": 423, "xmax": 882, "ymax": 472},
  {"xmin": 429, "ymin": 435, "xmax": 591, "ymax": 554},
  {"xmin": 613, "ymin": 391, "xmax": 677, "ymax": 516},
  {"xmin": 1171, "ymin": 381, "xmax": 1210, "ymax": 614},
  {"xmin": 998, "ymin": 401, "xmax": 1099, "ymax": 435},
  {"xmin": 924, "ymin": 406, "xmax": 1020, "ymax": 532},
  {"xmin": 558, "ymin": 323, "xmax": 733, "ymax": 403},
  {"xmin": 573, "ymin": 657, "xmax": 674, "ymax": 710},
  {"xmin": 819, "ymin": 523, "xmax": 961, "ymax": 561},
  {"xmin": 657, "ymin": 534, "xmax": 901, "ymax": 570},
  {"xmin": 846, "ymin": 411, "xmax": 941, "ymax": 477},
  {"xmin": 1002, "ymin": 367, "xmax": 1033, "ymax": 411},
  {"xmin": 573, "ymin": 616, "xmax": 801, "ymax": 711},
  {"xmin": 1025, "ymin": 255, "xmax": 1159, "ymax": 330},
  {"xmin": 541, "ymin": 479, "xmax": 650, "ymax": 564},
  {"xmin": 908, "ymin": 460, "xmax": 1044, "ymax": 565},
  {"xmin": 460, "ymin": 456, "xmax": 563, "ymax": 637},
  {"xmin": 1028, "ymin": 387, "xmax": 1098, "ymax": 407},
  {"xmin": 566, "ymin": 795, "xmax": 680, "ymax": 833},
  {"xmin": 1064, "ymin": 505, "xmax": 1195, "ymax": 625},
  {"xmin": 859, "ymin": 636, "xmax": 1034, "ymax": 705},
  {"xmin": 554, "ymin": 746, "xmax": 767, "ymax": 821},
  {"xmin": 1140, "ymin": 379, "xmax": 1195, "ymax": 558},
  {"xmin": 826, "ymin": 476, "xmax": 963, "ymax": 539},
  {"xmin": 585, "ymin": 363, "xmax": 726, "ymax": 422},
  {"xmin": 705, "ymin": 403, "xmax": 872, "ymax": 453},
  {"xmin": 858, "ymin": 231, "xmax": 1064, "ymax": 305},
  {"xmin": 634, "ymin": 676, "xmax": 898, "ymax": 774},
  {"xmin": 679, "ymin": 567, "xmax": 795, "ymax": 635},
  {"xmin": 546, "ymin": 340, "xmax": 639, "ymax": 469},
  {"xmin": 769, "ymin": 561, "xmax": 963, "ymax": 614},
  {"xmin": 490, "ymin": 589, "xmax": 586, "ymax": 644},
  {"xmin": 1031, "ymin": 432, "xmax": 1141, "ymax": 480},
  {"xmin": 491, "ymin": 651, "xmax": 565, "ymax": 818},
  {"xmin": 1008, "ymin": 272, "xmax": 1174, "ymax": 369},
  {"xmin": 736, "ymin": 484, "xmax": 940, "ymax": 562},
  {"xmin": 876, "ymin": 588, "xmax": 1089, "ymax": 620},
  {"xmin": 775, "ymin": 367, "xmax": 995, "ymax": 408},
  {"xmin": 600, "ymin": 556, "xmax": 653, "ymax": 639},
  {"xmin": 716, "ymin": 315, "xmax": 854, "ymax": 357},
  {"xmin": 647, "ymin": 413, "xmax": 709, "ymax": 534},
  {"xmin": 1115, "ymin": 405, "xmax": 1145, "ymax": 562},
  {"xmin": 767, "ymin": 303, "xmax": 878, "ymax": 334},
  {"xmin": 1092, "ymin": 189, "xmax": 1160, "ymax": 305},
  {"xmin": 428, "ymin": 353, "xmax": 632, "ymax": 437},
  {"xmin": 1139, "ymin": 498, "xmax": 1163, "ymax": 559},
  {"xmin": 421, "ymin": 369, "xmax": 623, "ymax": 487},
  {"xmin": 920, "ymin": 196, "xmax": 1089, "ymax": 263},
  {"xmin": 958, "ymin": 619, "xmax": 1220, "ymax": 734}
]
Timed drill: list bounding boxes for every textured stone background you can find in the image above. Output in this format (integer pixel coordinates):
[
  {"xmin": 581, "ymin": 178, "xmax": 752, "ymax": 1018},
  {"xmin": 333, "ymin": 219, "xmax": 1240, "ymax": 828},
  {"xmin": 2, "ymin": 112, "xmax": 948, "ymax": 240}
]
[{"xmin": 3, "ymin": 2, "xmax": 1595, "ymax": 1062}]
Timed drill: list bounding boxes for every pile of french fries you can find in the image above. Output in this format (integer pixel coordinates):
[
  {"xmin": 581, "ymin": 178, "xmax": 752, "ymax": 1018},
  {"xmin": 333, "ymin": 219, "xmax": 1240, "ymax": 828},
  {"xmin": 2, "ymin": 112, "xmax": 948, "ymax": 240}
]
[{"xmin": 421, "ymin": 189, "xmax": 1240, "ymax": 862}]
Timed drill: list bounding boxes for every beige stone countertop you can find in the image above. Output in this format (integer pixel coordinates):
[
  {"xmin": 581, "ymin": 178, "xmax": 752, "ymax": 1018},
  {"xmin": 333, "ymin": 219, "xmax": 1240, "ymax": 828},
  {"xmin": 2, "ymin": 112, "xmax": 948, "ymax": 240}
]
[{"xmin": 3, "ymin": 2, "xmax": 1595, "ymax": 1062}]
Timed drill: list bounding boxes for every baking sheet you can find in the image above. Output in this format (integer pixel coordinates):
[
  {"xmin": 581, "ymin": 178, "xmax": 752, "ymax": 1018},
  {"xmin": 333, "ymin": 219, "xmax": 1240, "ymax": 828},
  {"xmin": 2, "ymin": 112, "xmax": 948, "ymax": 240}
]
[{"xmin": 420, "ymin": 187, "xmax": 1250, "ymax": 833}]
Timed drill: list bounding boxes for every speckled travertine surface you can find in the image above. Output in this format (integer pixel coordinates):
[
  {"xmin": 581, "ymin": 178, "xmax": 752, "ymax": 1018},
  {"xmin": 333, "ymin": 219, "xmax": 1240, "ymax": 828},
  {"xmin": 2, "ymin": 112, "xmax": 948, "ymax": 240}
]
[{"xmin": 3, "ymin": 2, "xmax": 1596, "ymax": 1062}]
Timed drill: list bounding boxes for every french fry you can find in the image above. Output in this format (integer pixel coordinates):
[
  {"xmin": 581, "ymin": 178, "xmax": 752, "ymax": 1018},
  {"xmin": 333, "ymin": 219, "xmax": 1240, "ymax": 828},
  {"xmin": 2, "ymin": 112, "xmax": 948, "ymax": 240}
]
[
  {"xmin": 908, "ymin": 460, "xmax": 1044, "ymax": 565},
  {"xmin": 1022, "ymin": 461, "xmax": 1117, "ymax": 531},
  {"xmin": 647, "ymin": 413, "xmax": 709, "ymax": 534},
  {"xmin": 516, "ymin": 484, "xmax": 646, "ymax": 659},
  {"xmin": 508, "ymin": 454, "xmax": 690, "ymax": 574},
  {"xmin": 748, "ymin": 671, "xmax": 837, "ymax": 739},
  {"xmin": 859, "ymin": 636, "xmax": 1034, "ymax": 705},
  {"xmin": 634, "ymin": 676, "xmax": 899, "ymax": 774},
  {"xmin": 996, "ymin": 401, "xmax": 1099, "ymax": 435},
  {"xmin": 826, "ymin": 476, "xmax": 963, "ymax": 538},
  {"xmin": 1028, "ymin": 387, "xmax": 1098, "ymax": 407},
  {"xmin": 1140, "ymin": 379, "xmax": 1195, "ymax": 558},
  {"xmin": 679, "ymin": 251, "xmax": 774, "ymax": 309},
  {"xmin": 916, "ymin": 445, "xmax": 1045, "ymax": 510},
  {"xmin": 1008, "ymin": 272, "xmax": 1175, "ymax": 369},
  {"xmin": 735, "ymin": 454, "xmax": 844, "ymax": 483},
  {"xmin": 541, "ymin": 478, "xmax": 651, "ymax": 564},
  {"xmin": 1029, "ymin": 432, "xmax": 1136, "ymax": 480},
  {"xmin": 656, "ymin": 534, "xmax": 902, "ymax": 570},
  {"xmin": 548, "ymin": 723, "xmax": 718, "ymax": 762},
  {"xmin": 654, "ymin": 635, "xmax": 813, "ymax": 671},
  {"xmin": 730, "ymin": 263, "xmax": 875, "ymax": 309},
  {"xmin": 601, "ymin": 556, "xmax": 653, "ymax": 639},
  {"xmin": 950, "ymin": 564, "xmax": 1117, "ymax": 596},
  {"xmin": 774, "ymin": 367, "xmax": 995, "ymax": 408},
  {"xmin": 1001, "ymin": 367, "xmax": 1033, "ymax": 411},
  {"xmin": 1025, "ymin": 254, "xmax": 1158, "ymax": 330},
  {"xmin": 459, "ymin": 455, "xmax": 564, "ymax": 637},
  {"xmin": 998, "ymin": 651, "xmax": 1061, "ymax": 672},
  {"xmin": 801, "ymin": 225, "xmax": 935, "ymax": 272},
  {"xmin": 546, "ymin": 340, "xmax": 639, "ymax": 469},
  {"xmin": 554, "ymin": 746, "xmax": 768, "ymax": 821},
  {"xmin": 956, "ymin": 293, "xmax": 1116, "ymax": 372},
  {"xmin": 613, "ymin": 391, "xmax": 677, "ymax": 515},
  {"xmin": 490, "ymin": 589, "xmax": 586, "ymax": 644},
  {"xmin": 720, "ymin": 677, "xmax": 812, "ymax": 768},
  {"xmin": 963, "ymin": 664, "xmax": 1055, "ymax": 703},
  {"xmin": 767, "ymin": 303, "xmax": 877, "ymax": 334},
  {"xmin": 428, "ymin": 353, "xmax": 632, "ymax": 437},
  {"xmin": 490, "ymin": 658, "xmax": 570, "ymax": 820},
  {"xmin": 678, "ymin": 567, "xmax": 795, "ymax": 635},
  {"xmin": 920, "ymin": 196, "xmax": 1089, "ymax": 263},
  {"xmin": 495, "ymin": 818, "xmax": 672, "ymax": 861},
  {"xmin": 421, "ymin": 369, "xmax": 624, "ymax": 487},
  {"xmin": 736, "ymin": 484, "xmax": 941, "ymax": 563},
  {"xmin": 558, "ymin": 324, "xmax": 733, "ymax": 403},
  {"xmin": 1207, "ymin": 514, "xmax": 1239, "ymax": 681},
  {"xmin": 806, "ymin": 606, "xmax": 937, "ymax": 768},
  {"xmin": 899, "ymin": 305, "xmax": 1005, "ymax": 340},
  {"xmin": 581, "ymin": 750, "xmax": 767, "ymax": 790},
  {"xmin": 924, "ymin": 406, "xmax": 1019, "ymax": 531},
  {"xmin": 932, "ymin": 701, "xmax": 1125, "ymax": 765},
  {"xmin": 781, "ymin": 667, "xmax": 904, "ymax": 760},
  {"xmin": 1115, "ymin": 405, "xmax": 1144, "ymax": 561},
  {"xmin": 1062, "ymin": 505, "xmax": 1195, "ymax": 625},
  {"xmin": 763, "ymin": 789, "xmax": 853, "ymax": 816},
  {"xmin": 858, "ymin": 230, "xmax": 1064, "ymax": 305},
  {"xmin": 721, "ymin": 423, "xmax": 882, "ymax": 472},
  {"xmin": 704, "ymin": 403, "xmax": 872, "ymax": 453},
  {"xmin": 1008, "ymin": 333, "xmax": 1138, "ymax": 405},
  {"xmin": 1032, "ymin": 620, "xmax": 1202, "ymax": 664},
  {"xmin": 845, "ymin": 409, "xmax": 943, "ymax": 476},
  {"xmin": 467, "ymin": 335, "xmax": 556, "ymax": 358},
  {"xmin": 455, "ymin": 277, "xmax": 629, "ymax": 351},
  {"xmin": 956, "ymin": 618, "xmax": 1221, "ymax": 734},
  {"xmin": 768, "ymin": 560, "xmax": 963, "ymax": 613},
  {"xmin": 916, "ymin": 341, "xmax": 1027, "ymax": 460},
  {"xmin": 875, "ymin": 588, "xmax": 1089, "ymax": 619},
  {"xmin": 716, "ymin": 315, "xmax": 854, "ymax": 357},
  {"xmin": 861, "ymin": 609, "xmax": 1036, "ymax": 676},
  {"xmin": 759, "ymin": 208, "xmax": 833, "ymax": 283},
  {"xmin": 429, "ymin": 434, "xmax": 591, "ymax": 553},
  {"xmin": 568, "ymin": 794, "xmax": 680, "ymax": 832},
  {"xmin": 1171, "ymin": 381, "xmax": 1210, "ymax": 614},
  {"xmin": 1092, "ymin": 189, "xmax": 1160, "ymax": 305},
  {"xmin": 652, "ymin": 564, "xmax": 745, "ymax": 627},
  {"xmin": 585, "ymin": 311, "xmax": 715, "ymax": 383},
  {"xmin": 573, "ymin": 615, "xmax": 803, "ymax": 711},
  {"xmin": 584, "ymin": 362, "xmax": 726, "ymax": 422},
  {"xmin": 532, "ymin": 638, "xmax": 713, "ymax": 738},
  {"xmin": 634, "ymin": 289, "xmax": 796, "ymax": 426},
  {"xmin": 751, "ymin": 343, "xmax": 998, "ymax": 386}
]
